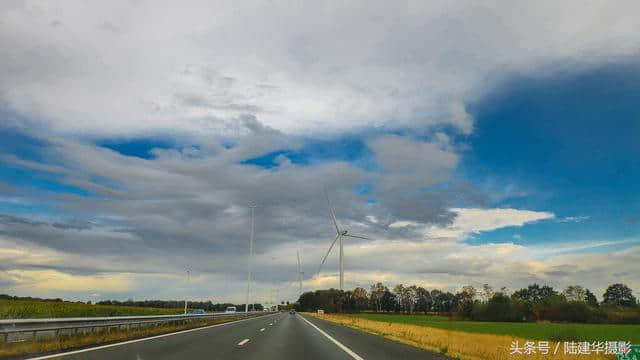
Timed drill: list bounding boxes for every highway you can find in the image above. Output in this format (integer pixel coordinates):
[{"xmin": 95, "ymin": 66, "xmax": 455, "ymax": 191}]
[{"xmin": 30, "ymin": 312, "xmax": 448, "ymax": 360}]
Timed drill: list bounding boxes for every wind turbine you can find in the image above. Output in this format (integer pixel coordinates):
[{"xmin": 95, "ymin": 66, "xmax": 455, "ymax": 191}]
[{"xmin": 318, "ymin": 192, "xmax": 369, "ymax": 290}]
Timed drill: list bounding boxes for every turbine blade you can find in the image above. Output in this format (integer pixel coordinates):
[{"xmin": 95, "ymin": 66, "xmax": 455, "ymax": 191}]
[
  {"xmin": 318, "ymin": 234, "xmax": 340, "ymax": 274},
  {"xmin": 343, "ymin": 234, "xmax": 370, "ymax": 240},
  {"xmin": 324, "ymin": 189, "xmax": 340, "ymax": 234}
]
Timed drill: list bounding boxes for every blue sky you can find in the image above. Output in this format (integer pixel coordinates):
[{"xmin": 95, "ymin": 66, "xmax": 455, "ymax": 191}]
[
  {"xmin": 464, "ymin": 63, "xmax": 640, "ymax": 247},
  {"xmin": 1, "ymin": 1, "xmax": 639, "ymax": 302}
]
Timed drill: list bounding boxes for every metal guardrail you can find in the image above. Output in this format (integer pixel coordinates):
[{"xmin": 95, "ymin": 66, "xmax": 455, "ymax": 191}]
[{"xmin": 0, "ymin": 311, "xmax": 268, "ymax": 342}]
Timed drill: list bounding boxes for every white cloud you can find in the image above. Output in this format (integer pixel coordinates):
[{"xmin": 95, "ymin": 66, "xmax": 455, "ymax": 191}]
[
  {"xmin": 389, "ymin": 220, "xmax": 420, "ymax": 228},
  {"xmin": 424, "ymin": 207, "xmax": 555, "ymax": 240},
  {"xmin": 557, "ymin": 216, "xmax": 591, "ymax": 223},
  {"xmin": 1, "ymin": 269, "xmax": 134, "ymax": 293},
  {"xmin": 2, "ymin": 1, "xmax": 640, "ymax": 137},
  {"xmin": 310, "ymin": 234, "xmax": 640, "ymax": 298}
]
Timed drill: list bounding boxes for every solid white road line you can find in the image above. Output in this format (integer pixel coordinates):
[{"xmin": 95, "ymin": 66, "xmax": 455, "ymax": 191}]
[
  {"xmin": 299, "ymin": 315, "xmax": 364, "ymax": 360},
  {"xmin": 237, "ymin": 338, "xmax": 250, "ymax": 346},
  {"xmin": 27, "ymin": 313, "xmax": 279, "ymax": 360}
]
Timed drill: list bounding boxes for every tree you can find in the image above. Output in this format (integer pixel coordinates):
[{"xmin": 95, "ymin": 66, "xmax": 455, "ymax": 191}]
[
  {"xmin": 437, "ymin": 292, "xmax": 458, "ymax": 313},
  {"xmin": 585, "ymin": 289, "xmax": 599, "ymax": 307},
  {"xmin": 512, "ymin": 284, "xmax": 558, "ymax": 304},
  {"xmin": 459, "ymin": 285, "xmax": 477, "ymax": 302},
  {"xmin": 482, "ymin": 284, "xmax": 494, "ymax": 303},
  {"xmin": 603, "ymin": 284, "xmax": 637, "ymax": 307},
  {"xmin": 381, "ymin": 290, "xmax": 397, "ymax": 312},
  {"xmin": 352, "ymin": 287, "xmax": 369, "ymax": 312},
  {"xmin": 430, "ymin": 289, "xmax": 443, "ymax": 312},
  {"xmin": 406, "ymin": 285, "xmax": 419, "ymax": 313},
  {"xmin": 393, "ymin": 284, "xmax": 406, "ymax": 312},
  {"xmin": 415, "ymin": 287, "xmax": 432, "ymax": 314},
  {"xmin": 563, "ymin": 285, "xmax": 587, "ymax": 302},
  {"xmin": 369, "ymin": 282, "xmax": 386, "ymax": 312}
]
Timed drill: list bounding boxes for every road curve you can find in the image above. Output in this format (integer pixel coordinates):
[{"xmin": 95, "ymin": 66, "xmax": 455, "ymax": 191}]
[{"xmin": 28, "ymin": 312, "xmax": 448, "ymax": 360}]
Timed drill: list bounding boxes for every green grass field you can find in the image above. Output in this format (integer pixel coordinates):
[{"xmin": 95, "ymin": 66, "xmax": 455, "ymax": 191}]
[
  {"xmin": 353, "ymin": 313, "xmax": 640, "ymax": 343},
  {"xmin": 0, "ymin": 300, "xmax": 183, "ymax": 319}
]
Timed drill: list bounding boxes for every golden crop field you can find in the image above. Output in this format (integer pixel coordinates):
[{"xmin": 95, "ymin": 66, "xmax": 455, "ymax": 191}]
[{"xmin": 309, "ymin": 313, "xmax": 617, "ymax": 360}]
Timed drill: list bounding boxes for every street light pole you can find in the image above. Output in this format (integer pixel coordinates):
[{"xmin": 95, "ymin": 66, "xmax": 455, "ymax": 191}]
[
  {"xmin": 245, "ymin": 205, "xmax": 256, "ymax": 313},
  {"xmin": 184, "ymin": 268, "xmax": 191, "ymax": 315}
]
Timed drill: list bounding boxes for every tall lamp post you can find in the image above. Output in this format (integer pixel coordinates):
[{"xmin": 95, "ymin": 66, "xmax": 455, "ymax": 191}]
[
  {"xmin": 184, "ymin": 267, "xmax": 191, "ymax": 315},
  {"xmin": 245, "ymin": 205, "xmax": 256, "ymax": 313}
]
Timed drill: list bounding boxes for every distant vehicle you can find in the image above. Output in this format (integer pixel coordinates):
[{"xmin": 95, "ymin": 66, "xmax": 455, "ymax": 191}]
[
  {"xmin": 289, "ymin": 310, "xmax": 296, "ymax": 315},
  {"xmin": 225, "ymin": 306, "xmax": 236, "ymax": 313},
  {"xmin": 190, "ymin": 309, "xmax": 205, "ymax": 315}
]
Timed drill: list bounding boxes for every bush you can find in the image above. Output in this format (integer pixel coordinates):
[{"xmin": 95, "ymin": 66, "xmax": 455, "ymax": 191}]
[
  {"xmin": 603, "ymin": 306, "xmax": 640, "ymax": 324},
  {"xmin": 469, "ymin": 293, "xmax": 527, "ymax": 322},
  {"xmin": 457, "ymin": 300, "xmax": 473, "ymax": 320},
  {"xmin": 540, "ymin": 301, "xmax": 593, "ymax": 323}
]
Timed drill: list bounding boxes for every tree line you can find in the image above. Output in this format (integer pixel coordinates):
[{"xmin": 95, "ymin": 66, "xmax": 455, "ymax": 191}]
[
  {"xmin": 96, "ymin": 299, "xmax": 264, "ymax": 312},
  {"xmin": 295, "ymin": 283, "xmax": 639, "ymax": 324}
]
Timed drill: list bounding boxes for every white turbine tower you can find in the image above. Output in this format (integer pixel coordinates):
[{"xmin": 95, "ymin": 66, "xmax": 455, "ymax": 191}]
[{"xmin": 318, "ymin": 192, "xmax": 369, "ymax": 290}]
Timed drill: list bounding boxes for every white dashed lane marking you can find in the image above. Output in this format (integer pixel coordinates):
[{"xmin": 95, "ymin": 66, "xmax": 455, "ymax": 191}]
[
  {"xmin": 299, "ymin": 316, "xmax": 364, "ymax": 360},
  {"xmin": 237, "ymin": 339, "xmax": 250, "ymax": 346}
]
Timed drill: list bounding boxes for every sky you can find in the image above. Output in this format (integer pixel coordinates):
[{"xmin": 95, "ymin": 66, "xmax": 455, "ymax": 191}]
[{"xmin": 0, "ymin": 0, "xmax": 639, "ymax": 305}]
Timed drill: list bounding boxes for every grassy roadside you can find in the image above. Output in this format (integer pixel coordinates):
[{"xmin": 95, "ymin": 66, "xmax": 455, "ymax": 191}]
[
  {"xmin": 307, "ymin": 313, "xmax": 616, "ymax": 360},
  {"xmin": 0, "ymin": 300, "xmax": 182, "ymax": 319},
  {"xmin": 0, "ymin": 315, "xmax": 249, "ymax": 359},
  {"xmin": 353, "ymin": 313, "xmax": 640, "ymax": 343}
]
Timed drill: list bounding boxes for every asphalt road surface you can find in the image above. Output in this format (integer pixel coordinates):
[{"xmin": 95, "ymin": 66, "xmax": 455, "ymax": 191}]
[{"xmin": 30, "ymin": 313, "xmax": 448, "ymax": 360}]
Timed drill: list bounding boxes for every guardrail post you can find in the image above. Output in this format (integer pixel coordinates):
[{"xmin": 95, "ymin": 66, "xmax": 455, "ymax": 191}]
[{"xmin": 2, "ymin": 333, "xmax": 7, "ymax": 342}]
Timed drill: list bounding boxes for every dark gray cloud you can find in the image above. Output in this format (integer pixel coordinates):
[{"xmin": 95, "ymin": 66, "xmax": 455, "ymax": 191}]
[{"xmin": 0, "ymin": 115, "xmax": 478, "ymax": 301}]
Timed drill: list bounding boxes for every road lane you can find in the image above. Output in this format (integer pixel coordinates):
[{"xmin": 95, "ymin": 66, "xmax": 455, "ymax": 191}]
[
  {"xmin": 300, "ymin": 314, "xmax": 449, "ymax": 360},
  {"xmin": 32, "ymin": 313, "xmax": 283, "ymax": 360},
  {"xmin": 234, "ymin": 312, "xmax": 354, "ymax": 360},
  {"xmin": 29, "ymin": 312, "xmax": 448, "ymax": 360}
]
